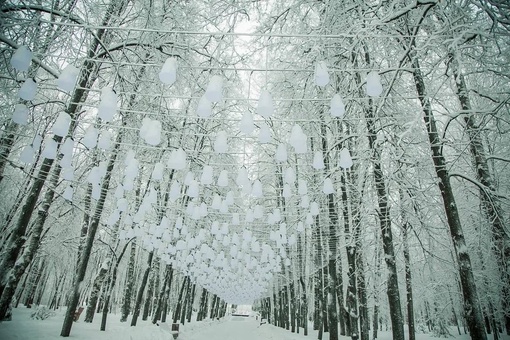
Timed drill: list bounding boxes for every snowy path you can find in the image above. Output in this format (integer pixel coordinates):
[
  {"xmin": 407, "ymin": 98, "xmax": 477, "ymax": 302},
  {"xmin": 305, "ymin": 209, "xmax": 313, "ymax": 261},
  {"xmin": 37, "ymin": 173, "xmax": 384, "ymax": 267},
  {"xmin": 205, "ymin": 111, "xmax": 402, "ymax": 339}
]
[
  {"xmin": 183, "ymin": 316, "xmax": 307, "ymax": 340},
  {"xmin": 1, "ymin": 307, "xmax": 509, "ymax": 340}
]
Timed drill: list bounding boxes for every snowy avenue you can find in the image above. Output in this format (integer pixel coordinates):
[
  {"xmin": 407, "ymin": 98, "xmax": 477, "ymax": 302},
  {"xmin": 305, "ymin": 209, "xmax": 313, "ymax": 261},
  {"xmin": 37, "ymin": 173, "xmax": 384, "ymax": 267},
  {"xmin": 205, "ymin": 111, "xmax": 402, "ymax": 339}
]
[{"xmin": 0, "ymin": 1, "xmax": 509, "ymax": 340}]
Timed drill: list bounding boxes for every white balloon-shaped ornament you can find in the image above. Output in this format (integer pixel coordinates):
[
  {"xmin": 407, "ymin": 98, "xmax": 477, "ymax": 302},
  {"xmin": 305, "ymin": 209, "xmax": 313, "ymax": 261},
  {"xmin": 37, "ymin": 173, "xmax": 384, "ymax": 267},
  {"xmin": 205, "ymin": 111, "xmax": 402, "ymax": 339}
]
[
  {"xmin": 239, "ymin": 111, "xmax": 255, "ymax": 134},
  {"xmin": 11, "ymin": 46, "xmax": 32, "ymax": 72},
  {"xmin": 12, "ymin": 104, "xmax": 29, "ymax": 125},
  {"xmin": 20, "ymin": 145, "xmax": 35, "ymax": 164},
  {"xmin": 323, "ymin": 177, "xmax": 335, "ymax": 195},
  {"xmin": 197, "ymin": 95, "xmax": 212, "ymax": 118},
  {"xmin": 19, "ymin": 78, "xmax": 37, "ymax": 101},
  {"xmin": 57, "ymin": 65, "xmax": 79, "ymax": 92},
  {"xmin": 97, "ymin": 87, "xmax": 118, "ymax": 122},
  {"xmin": 217, "ymin": 170, "xmax": 229, "ymax": 187},
  {"xmin": 330, "ymin": 94, "xmax": 345, "ymax": 117},
  {"xmin": 214, "ymin": 131, "xmax": 228, "ymax": 153},
  {"xmin": 312, "ymin": 151, "xmax": 325, "ymax": 170},
  {"xmin": 339, "ymin": 148, "xmax": 353, "ymax": 169},
  {"xmin": 366, "ymin": 71, "xmax": 383, "ymax": 97},
  {"xmin": 257, "ymin": 90, "xmax": 274, "ymax": 118},
  {"xmin": 275, "ymin": 143, "xmax": 287, "ymax": 162},
  {"xmin": 258, "ymin": 123, "xmax": 272, "ymax": 144},
  {"xmin": 52, "ymin": 112, "xmax": 72, "ymax": 137},
  {"xmin": 159, "ymin": 57, "xmax": 177, "ymax": 85},
  {"xmin": 205, "ymin": 75, "xmax": 223, "ymax": 102},
  {"xmin": 315, "ymin": 61, "xmax": 330, "ymax": 87},
  {"xmin": 168, "ymin": 148, "xmax": 187, "ymax": 170},
  {"xmin": 82, "ymin": 126, "xmax": 98, "ymax": 149}
]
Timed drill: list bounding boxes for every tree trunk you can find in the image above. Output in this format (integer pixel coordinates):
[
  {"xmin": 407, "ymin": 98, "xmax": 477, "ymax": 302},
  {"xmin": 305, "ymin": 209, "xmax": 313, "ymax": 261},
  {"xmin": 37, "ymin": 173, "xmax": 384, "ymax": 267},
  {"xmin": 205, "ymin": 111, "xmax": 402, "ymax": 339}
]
[
  {"xmin": 174, "ymin": 276, "xmax": 189, "ymax": 324},
  {"xmin": 60, "ymin": 127, "xmax": 123, "ymax": 337},
  {"xmin": 409, "ymin": 43, "xmax": 487, "ymax": 340},
  {"xmin": 450, "ymin": 52, "xmax": 510, "ymax": 335},
  {"xmin": 130, "ymin": 250, "xmax": 154, "ymax": 326},
  {"xmin": 84, "ymin": 262, "xmax": 109, "ymax": 323},
  {"xmin": 142, "ymin": 258, "xmax": 157, "ymax": 321},
  {"xmin": 120, "ymin": 242, "xmax": 137, "ymax": 322},
  {"xmin": 0, "ymin": 156, "xmax": 59, "ymax": 320},
  {"xmin": 152, "ymin": 264, "xmax": 172, "ymax": 324}
]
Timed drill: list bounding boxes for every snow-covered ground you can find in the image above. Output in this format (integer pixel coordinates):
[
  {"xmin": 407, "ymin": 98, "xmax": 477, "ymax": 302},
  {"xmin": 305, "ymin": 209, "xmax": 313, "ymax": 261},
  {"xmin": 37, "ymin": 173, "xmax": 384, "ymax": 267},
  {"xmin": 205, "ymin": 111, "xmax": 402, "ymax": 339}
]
[{"xmin": 0, "ymin": 306, "xmax": 509, "ymax": 340}]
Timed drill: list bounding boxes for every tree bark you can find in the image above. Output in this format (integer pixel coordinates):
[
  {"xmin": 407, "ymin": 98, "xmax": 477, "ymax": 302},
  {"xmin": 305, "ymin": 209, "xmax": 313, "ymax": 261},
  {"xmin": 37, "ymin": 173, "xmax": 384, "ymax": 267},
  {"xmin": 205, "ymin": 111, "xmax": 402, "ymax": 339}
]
[
  {"xmin": 130, "ymin": 250, "xmax": 154, "ymax": 326},
  {"xmin": 60, "ymin": 126, "xmax": 123, "ymax": 337},
  {"xmin": 409, "ymin": 44, "xmax": 487, "ymax": 340}
]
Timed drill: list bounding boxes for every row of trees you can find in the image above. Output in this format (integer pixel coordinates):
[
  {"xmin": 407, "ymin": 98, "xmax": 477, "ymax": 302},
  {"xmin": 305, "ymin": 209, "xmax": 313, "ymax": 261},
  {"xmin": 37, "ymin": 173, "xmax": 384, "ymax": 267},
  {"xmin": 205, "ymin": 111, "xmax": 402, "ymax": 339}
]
[{"xmin": 0, "ymin": 0, "xmax": 508, "ymax": 339}]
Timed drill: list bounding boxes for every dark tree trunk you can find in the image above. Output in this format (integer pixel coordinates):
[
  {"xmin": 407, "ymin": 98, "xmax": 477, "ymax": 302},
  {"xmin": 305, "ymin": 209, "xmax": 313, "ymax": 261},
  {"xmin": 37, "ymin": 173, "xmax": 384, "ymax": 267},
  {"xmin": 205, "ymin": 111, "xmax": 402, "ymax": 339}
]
[
  {"xmin": 60, "ymin": 126, "xmax": 123, "ymax": 337},
  {"xmin": 450, "ymin": 53, "xmax": 510, "ymax": 335},
  {"xmin": 174, "ymin": 276, "xmax": 189, "ymax": 324},
  {"xmin": 120, "ymin": 242, "xmax": 136, "ymax": 322},
  {"xmin": 409, "ymin": 42, "xmax": 487, "ymax": 340},
  {"xmin": 130, "ymin": 250, "xmax": 154, "ymax": 326},
  {"xmin": 152, "ymin": 264, "xmax": 173, "ymax": 324},
  {"xmin": 84, "ymin": 262, "xmax": 109, "ymax": 323}
]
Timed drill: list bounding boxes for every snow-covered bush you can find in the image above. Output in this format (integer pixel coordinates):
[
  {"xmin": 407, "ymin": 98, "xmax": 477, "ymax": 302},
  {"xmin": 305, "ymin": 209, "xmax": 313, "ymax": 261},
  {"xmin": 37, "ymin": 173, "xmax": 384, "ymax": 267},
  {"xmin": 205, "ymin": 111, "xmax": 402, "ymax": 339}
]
[{"xmin": 30, "ymin": 306, "xmax": 56, "ymax": 320}]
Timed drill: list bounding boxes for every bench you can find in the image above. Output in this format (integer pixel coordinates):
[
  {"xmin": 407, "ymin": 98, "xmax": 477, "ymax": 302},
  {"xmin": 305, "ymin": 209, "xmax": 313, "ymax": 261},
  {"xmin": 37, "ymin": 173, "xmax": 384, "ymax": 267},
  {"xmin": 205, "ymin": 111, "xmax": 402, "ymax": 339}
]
[
  {"xmin": 259, "ymin": 318, "xmax": 267, "ymax": 326},
  {"xmin": 73, "ymin": 307, "xmax": 84, "ymax": 322}
]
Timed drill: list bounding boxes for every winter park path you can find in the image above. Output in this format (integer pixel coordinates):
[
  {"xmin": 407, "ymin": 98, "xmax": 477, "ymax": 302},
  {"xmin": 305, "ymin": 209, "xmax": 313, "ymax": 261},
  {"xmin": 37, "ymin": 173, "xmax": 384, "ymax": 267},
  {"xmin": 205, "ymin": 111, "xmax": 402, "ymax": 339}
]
[{"xmin": 1, "ymin": 307, "xmax": 510, "ymax": 340}]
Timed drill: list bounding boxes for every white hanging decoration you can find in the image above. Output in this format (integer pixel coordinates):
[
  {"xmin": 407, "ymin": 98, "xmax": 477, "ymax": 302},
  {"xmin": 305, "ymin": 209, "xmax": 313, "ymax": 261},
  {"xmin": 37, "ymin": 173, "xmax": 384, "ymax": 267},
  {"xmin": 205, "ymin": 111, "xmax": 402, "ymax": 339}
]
[
  {"xmin": 282, "ymin": 184, "xmax": 292, "ymax": 198},
  {"xmin": 152, "ymin": 162, "xmax": 164, "ymax": 181},
  {"xmin": 12, "ymin": 104, "xmax": 29, "ymax": 125},
  {"xmin": 226, "ymin": 191, "xmax": 235, "ymax": 205},
  {"xmin": 220, "ymin": 199, "xmax": 229, "ymax": 213},
  {"xmin": 214, "ymin": 131, "xmax": 228, "ymax": 153},
  {"xmin": 297, "ymin": 221, "xmax": 304, "ymax": 232},
  {"xmin": 159, "ymin": 57, "xmax": 178, "ymax": 85},
  {"xmin": 41, "ymin": 137, "xmax": 58, "ymax": 160},
  {"xmin": 310, "ymin": 201, "xmax": 320, "ymax": 216},
  {"xmin": 140, "ymin": 117, "xmax": 162, "ymax": 146},
  {"xmin": 298, "ymin": 179, "xmax": 308, "ymax": 195},
  {"xmin": 33, "ymin": 135, "xmax": 42, "ymax": 150},
  {"xmin": 117, "ymin": 198, "xmax": 128, "ymax": 212},
  {"xmin": 169, "ymin": 180, "xmax": 181, "ymax": 202},
  {"xmin": 52, "ymin": 112, "xmax": 72, "ymax": 137},
  {"xmin": 98, "ymin": 130, "xmax": 112, "ymax": 150},
  {"xmin": 315, "ymin": 61, "xmax": 330, "ymax": 87},
  {"xmin": 187, "ymin": 179, "xmax": 200, "ymax": 198},
  {"xmin": 82, "ymin": 126, "xmax": 98, "ymax": 149},
  {"xmin": 205, "ymin": 75, "xmax": 223, "ymax": 102},
  {"xmin": 56, "ymin": 151, "xmax": 70, "ymax": 169},
  {"xmin": 300, "ymin": 195, "xmax": 310, "ymax": 208},
  {"xmin": 197, "ymin": 95, "xmax": 213, "ymax": 118},
  {"xmin": 257, "ymin": 90, "xmax": 274, "ymax": 118},
  {"xmin": 366, "ymin": 71, "xmax": 383, "ymax": 97},
  {"xmin": 200, "ymin": 165, "xmax": 214, "ymax": 185},
  {"xmin": 245, "ymin": 209, "xmax": 254, "ymax": 223},
  {"xmin": 20, "ymin": 145, "xmax": 35, "ymax": 164},
  {"xmin": 330, "ymin": 94, "xmax": 345, "ymax": 117},
  {"xmin": 97, "ymin": 87, "xmax": 118, "ymax": 122},
  {"xmin": 62, "ymin": 186, "xmax": 73, "ymax": 201},
  {"xmin": 168, "ymin": 148, "xmax": 187, "ymax": 170},
  {"xmin": 211, "ymin": 194, "xmax": 222, "ymax": 210},
  {"xmin": 239, "ymin": 111, "xmax": 255, "ymax": 134},
  {"xmin": 57, "ymin": 65, "xmax": 79, "ymax": 92},
  {"xmin": 114, "ymin": 186, "xmax": 124, "ymax": 199},
  {"xmin": 61, "ymin": 166, "xmax": 74, "ymax": 181},
  {"xmin": 312, "ymin": 151, "xmax": 325, "ymax": 169},
  {"xmin": 242, "ymin": 181, "xmax": 252, "ymax": 195},
  {"xmin": 339, "ymin": 148, "xmax": 353, "ymax": 169},
  {"xmin": 11, "ymin": 46, "xmax": 32, "ymax": 72},
  {"xmin": 236, "ymin": 168, "xmax": 249, "ymax": 187},
  {"xmin": 107, "ymin": 209, "xmax": 120, "ymax": 226},
  {"xmin": 323, "ymin": 177, "xmax": 335, "ymax": 194},
  {"xmin": 275, "ymin": 143, "xmax": 287, "ymax": 162},
  {"xmin": 19, "ymin": 78, "xmax": 37, "ymax": 101},
  {"xmin": 217, "ymin": 170, "xmax": 229, "ymax": 187},
  {"xmin": 258, "ymin": 123, "xmax": 272, "ymax": 143},
  {"xmin": 289, "ymin": 124, "xmax": 307, "ymax": 153},
  {"xmin": 184, "ymin": 171, "xmax": 194, "ymax": 186},
  {"xmin": 254, "ymin": 205, "xmax": 264, "ymax": 219},
  {"xmin": 284, "ymin": 167, "xmax": 296, "ymax": 184},
  {"xmin": 251, "ymin": 180, "xmax": 263, "ymax": 198}
]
